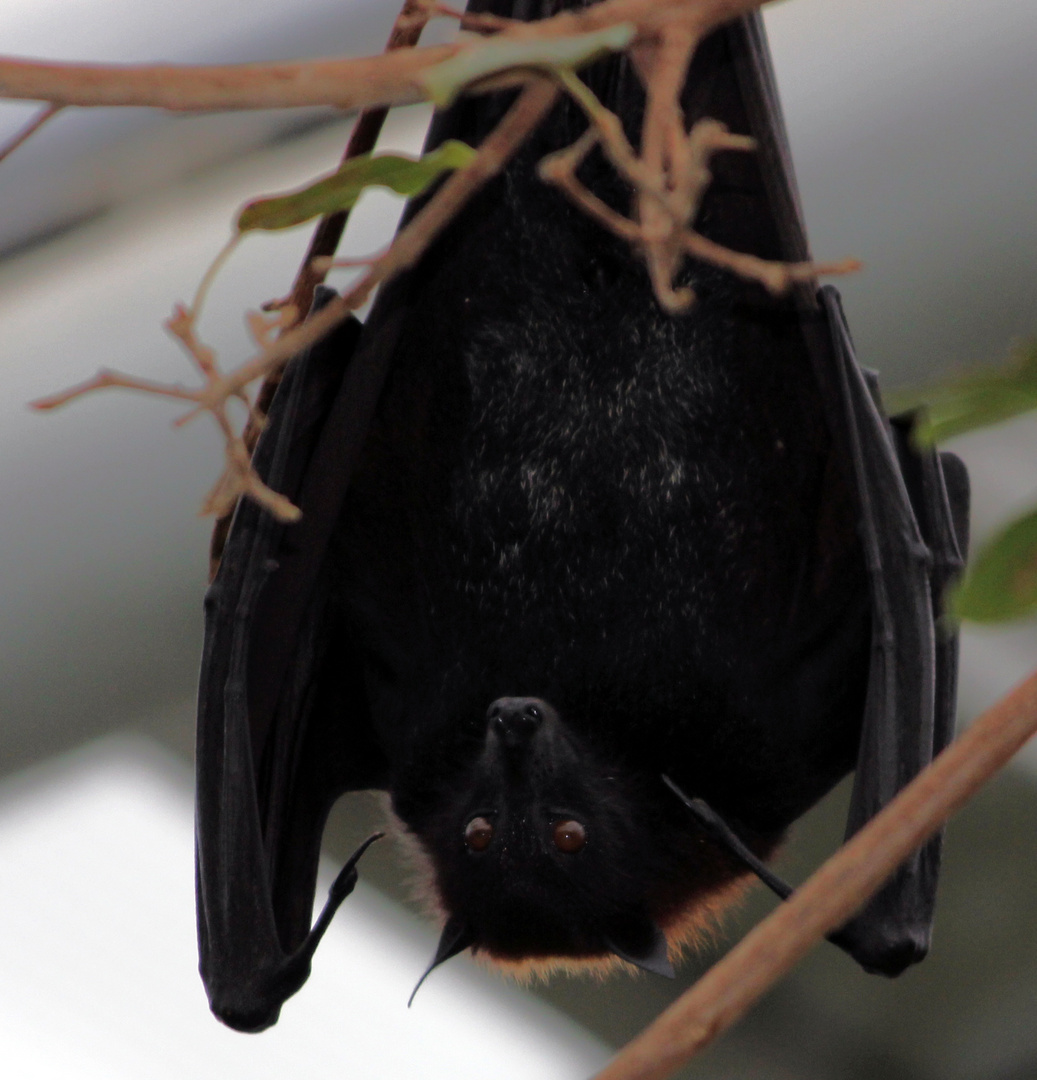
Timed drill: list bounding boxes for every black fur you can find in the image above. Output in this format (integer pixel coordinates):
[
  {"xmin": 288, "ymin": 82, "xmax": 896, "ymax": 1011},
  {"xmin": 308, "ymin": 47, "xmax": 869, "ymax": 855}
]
[
  {"xmin": 195, "ymin": 2, "xmax": 966, "ymax": 1031},
  {"xmin": 327, "ymin": 25, "xmax": 868, "ymax": 961}
]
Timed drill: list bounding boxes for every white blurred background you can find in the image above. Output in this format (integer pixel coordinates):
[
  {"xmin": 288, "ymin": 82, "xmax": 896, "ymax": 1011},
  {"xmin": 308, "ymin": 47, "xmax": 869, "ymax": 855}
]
[{"xmin": 0, "ymin": 2, "xmax": 1036, "ymax": 1078}]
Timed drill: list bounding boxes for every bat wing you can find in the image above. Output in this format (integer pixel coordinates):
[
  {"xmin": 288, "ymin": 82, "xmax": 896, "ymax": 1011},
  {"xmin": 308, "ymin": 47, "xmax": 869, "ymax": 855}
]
[
  {"xmin": 814, "ymin": 289, "xmax": 968, "ymax": 974},
  {"xmin": 195, "ymin": 1, "xmax": 971, "ymax": 1030},
  {"xmin": 191, "ymin": 1, "xmax": 517, "ymax": 1021},
  {"xmin": 194, "ymin": 2, "xmax": 545, "ymax": 1030},
  {"xmin": 702, "ymin": 17, "xmax": 969, "ymax": 974},
  {"xmin": 196, "ymin": 290, "xmax": 394, "ymax": 1032}
]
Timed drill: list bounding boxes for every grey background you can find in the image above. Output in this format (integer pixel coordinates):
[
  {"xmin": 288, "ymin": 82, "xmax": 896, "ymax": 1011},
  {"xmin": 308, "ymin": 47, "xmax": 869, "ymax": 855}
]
[{"xmin": 1, "ymin": 1, "xmax": 1036, "ymax": 1077}]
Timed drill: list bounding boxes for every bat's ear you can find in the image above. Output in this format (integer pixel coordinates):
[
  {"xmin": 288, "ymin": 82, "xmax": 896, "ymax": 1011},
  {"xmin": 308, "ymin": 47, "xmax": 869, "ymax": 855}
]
[
  {"xmin": 604, "ymin": 919, "xmax": 675, "ymax": 979},
  {"xmin": 408, "ymin": 915, "xmax": 475, "ymax": 1006}
]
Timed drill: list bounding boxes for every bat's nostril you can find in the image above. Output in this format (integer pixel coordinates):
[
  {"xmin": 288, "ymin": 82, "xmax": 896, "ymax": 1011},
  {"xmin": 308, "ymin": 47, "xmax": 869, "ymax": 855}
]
[{"xmin": 485, "ymin": 697, "xmax": 546, "ymax": 748}]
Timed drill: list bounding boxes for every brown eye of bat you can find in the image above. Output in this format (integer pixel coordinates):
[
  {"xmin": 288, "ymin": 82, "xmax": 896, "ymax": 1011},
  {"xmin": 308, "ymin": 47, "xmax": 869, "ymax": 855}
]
[
  {"xmin": 552, "ymin": 819, "xmax": 587, "ymax": 853},
  {"xmin": 464, "ymin": 816, "xmax": 494, "ymax": 852}
]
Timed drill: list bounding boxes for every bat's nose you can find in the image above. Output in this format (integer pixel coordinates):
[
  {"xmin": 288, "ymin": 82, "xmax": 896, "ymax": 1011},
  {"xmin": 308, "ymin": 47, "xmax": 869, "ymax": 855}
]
[{"xmin": 486, "ymin": 697, "xmax": 546, "ymax": 749}]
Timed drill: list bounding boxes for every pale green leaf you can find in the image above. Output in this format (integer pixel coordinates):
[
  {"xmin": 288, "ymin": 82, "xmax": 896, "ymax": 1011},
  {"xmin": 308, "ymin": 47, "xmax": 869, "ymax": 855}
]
[
  {"xmin": 953, "ymin": 506, "xmax": 1037, "ymax": 623},
  {"xmin": 420, "ymin": 24, "xmax": 635, "ymax": 107},
  {"xmin": 897, "ymin": 339, "xmax": 1037, "ymax": 446},
  {"xmin": 236, "ymin": 140, "xmax": 477, "ymax": 232}
]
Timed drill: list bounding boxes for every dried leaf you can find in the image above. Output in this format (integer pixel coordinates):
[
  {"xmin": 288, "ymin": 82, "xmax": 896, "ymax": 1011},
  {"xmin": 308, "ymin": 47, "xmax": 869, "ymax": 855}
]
[{"xmin": 236, "ymin": 141, "xmax": 477, "ymax": 232}]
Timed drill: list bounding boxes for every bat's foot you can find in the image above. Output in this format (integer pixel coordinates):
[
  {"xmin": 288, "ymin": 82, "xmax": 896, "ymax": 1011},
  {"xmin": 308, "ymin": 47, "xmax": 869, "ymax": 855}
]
[{"xmin": 829, "ymin": 919, "xmax": 929, "ymax": 977}]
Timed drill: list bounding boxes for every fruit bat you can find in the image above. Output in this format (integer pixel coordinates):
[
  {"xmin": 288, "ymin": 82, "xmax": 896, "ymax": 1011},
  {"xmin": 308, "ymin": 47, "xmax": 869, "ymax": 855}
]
[{"xmin": 195, "ymin": 0, "xmax": 970, "ymax": 1033}]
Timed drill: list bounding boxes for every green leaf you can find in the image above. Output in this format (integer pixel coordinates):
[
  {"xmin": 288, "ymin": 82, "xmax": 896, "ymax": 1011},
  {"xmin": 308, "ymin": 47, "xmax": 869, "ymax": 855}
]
[
  {"xmin": 953, "ymin": 506, "xmax": 1037, "ymax": 623},
  {"xmin": 420, "ymin": 23, "xmax": 635, "ymax": 107},
  {"xmin": 236, "ymin": 140, "xmax": 477, "ymax": 232},
  {"xmin": 897, "ymin": 339, "xmax": 1037, "ymax": 446}
]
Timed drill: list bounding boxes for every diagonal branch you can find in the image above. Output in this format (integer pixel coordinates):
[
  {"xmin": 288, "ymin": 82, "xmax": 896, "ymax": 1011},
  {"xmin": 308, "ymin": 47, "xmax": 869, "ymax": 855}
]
[
  {"xmin": 0, "ymin": 103, "xmax": 62, "ymax": 164},
  {"xmin": 36, "ymin": 79, "xmax": 560, "ymax": 529},
  {"xmin": 592, "ymin": 668, "xmax": 1037, "ymax": 1080}
]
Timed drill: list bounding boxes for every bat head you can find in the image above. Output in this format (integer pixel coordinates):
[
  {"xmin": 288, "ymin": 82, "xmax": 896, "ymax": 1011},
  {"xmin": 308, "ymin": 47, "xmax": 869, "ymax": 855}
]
[{"xmin": 391, "ymin": 695, "xmax": 759, "ymax": 981}]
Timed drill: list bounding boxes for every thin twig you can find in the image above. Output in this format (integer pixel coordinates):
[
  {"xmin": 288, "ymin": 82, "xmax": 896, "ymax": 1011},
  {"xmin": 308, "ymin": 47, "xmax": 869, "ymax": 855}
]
[
  {"xmin": 538, "ymin": 130, "xmax": 643, "ymax": 241},
  {"xmin": 281, "ymin": 0, "xmax": 434, "ymax": 329},
  {"xmin": 30, "ymin": 370, "xmax": 201, "ymax": 410},
  {"xmin": 592, "ymin": 668, "xmax": 1037, "ymax": 1080},
  {"xmin": 539, "ymin": 140, "xmax": 860, "ymax": 294},
  {"xmin": 0, "ymin": 102, "xmax": 62, "ymax": 164},
  {"xmin": 546, "ymin": 71, "xmax": 850, "ymax": 302},
  {"xmin": 682, "ymin": 233, "xmax": 862, "ymax": 295},
  {"xmin": 187, "ymin": 234, "xmax": 242, "ymax": 325},
  {"xmin": 307, "ymin": 254, "xmax": 385, "ymax": 273},
  {"xmin": 166, "ymin": 301, "xmax": 256, "ymax": 418},
  {"xmin": 0, "ymin": 48, "xmax": 453, "ymax": 111},
  {"xmin": 191, "ymin": 78, "xmax": 560, "ymax": 416},
  {"xmin": 552, "ymin": 69, "xmax": 774, "ymax": 309},
  {"xmin": 555, "ymin": 68, "xmax": 679, "ymax": 219},
  {"xmin": 207, "ymin": 0, "xmax": 433, "ymax": 574},
  {"xmin": 635, "ymin": 23, "xmax": 698, "ymax": 311}
]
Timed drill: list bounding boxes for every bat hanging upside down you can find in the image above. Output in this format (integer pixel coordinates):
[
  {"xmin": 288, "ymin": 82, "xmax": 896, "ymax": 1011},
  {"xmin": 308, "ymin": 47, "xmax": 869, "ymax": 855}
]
[{"xmin": 196, "ymin": 0, "xmax": 969, "ymax": 1032}]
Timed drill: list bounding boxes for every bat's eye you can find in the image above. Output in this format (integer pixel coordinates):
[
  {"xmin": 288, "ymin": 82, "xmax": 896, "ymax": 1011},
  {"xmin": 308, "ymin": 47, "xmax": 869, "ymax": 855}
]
[
  {"xmin": 464, "ymin": 816, "xmax": 494, "ymax": 852},
  {"xmin": 552, "ymin": 819, "xmax": 587, "ymax": 854}
]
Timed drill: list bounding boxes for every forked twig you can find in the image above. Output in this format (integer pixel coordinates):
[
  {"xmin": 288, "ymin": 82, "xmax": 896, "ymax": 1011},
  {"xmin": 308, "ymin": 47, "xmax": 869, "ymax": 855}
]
[
  {"xmin": 543, "ymin": 70, "xmax": 857, "ymax": 300},
  {"xmin": 31, "ymin": 370, "xmax": 201, "ymax": 411},
  {"xmin": 32, "ymin": 78, "xmax": 559, "ymax": 535},
  {"xmin": 16, "ymin": 0, "xmax": 858, "ymax": 537},
  {"xmin": 538, "ymin": 130, "xmax": 641, "ymax": 241}
]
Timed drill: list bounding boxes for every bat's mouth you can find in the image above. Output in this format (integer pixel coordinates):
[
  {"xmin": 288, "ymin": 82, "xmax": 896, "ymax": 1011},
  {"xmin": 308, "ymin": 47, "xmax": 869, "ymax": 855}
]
[{"xmin": 418, "ymin": 867, "xmax": 756, "ymax": 988}]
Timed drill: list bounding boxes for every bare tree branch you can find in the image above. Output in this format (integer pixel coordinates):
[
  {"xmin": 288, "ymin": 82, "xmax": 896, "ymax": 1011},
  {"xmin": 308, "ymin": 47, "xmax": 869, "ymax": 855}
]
[
  {"xmin": 0, "ymin": 0, "xmax": 765, "ymax": 112},
  {"xmin": 0, "ymin": 48, "xmax": 452, "ymax": 112},
  {"xmin": 542, "ymin": 74, "xmax": 858, "ymax": 298},
  {"xmin": 22, "ymin": 0, "xmax": 860, "ymax": 531},
  {"xmin": 591, "ymin": 668, "xmax": 1037, "ymax": 1080},
  {"xmin": 35, "ymin": 79, "xmax": 559, "ymax": 527}
]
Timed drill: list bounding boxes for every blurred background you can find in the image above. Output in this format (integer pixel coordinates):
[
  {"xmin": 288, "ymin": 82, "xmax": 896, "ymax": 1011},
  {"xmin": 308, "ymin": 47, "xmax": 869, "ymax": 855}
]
[{"xmin": 0, "ymin": 0, "xmax": 1035, "ymax": 1076}]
